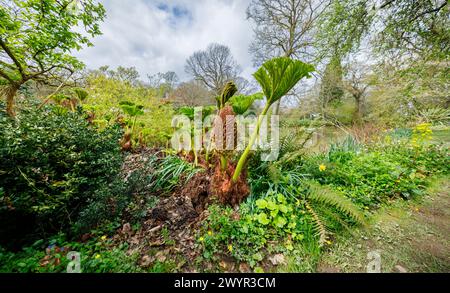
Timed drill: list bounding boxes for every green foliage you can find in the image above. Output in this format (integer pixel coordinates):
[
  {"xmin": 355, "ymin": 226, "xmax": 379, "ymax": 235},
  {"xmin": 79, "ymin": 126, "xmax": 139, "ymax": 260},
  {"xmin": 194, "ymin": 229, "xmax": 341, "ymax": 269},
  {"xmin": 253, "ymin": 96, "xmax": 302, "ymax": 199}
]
[
  {"xmin": 84, "ymin": 71, "xmax": 174, "ymax": 146},
  {"xmin": 138, "ymin": 154, "xmax": 200, "ymax": 195},
  {"xmin": 317, "ymin": 0, "xmax": 449, "ymax": 60},
  {"xmin": 176, "ymin": 105, "xmax": 216, "ymax": 120},
  {"xmin": 315, "ymin": 0, "xmax": 372, "ymax": 58},
  {"xmin": 228, "ymin": 92, "xmax": 264, "ymax": 115},
  {"xmin": 376, "ymin": 0, "xmax": 449, "ymax": 60},
  {"xmin": 368, "ymin": 61, "xmax": 449, "ymax": 127},
  {"xmin": 217, "ymin": 81, "xmax": 238, "ymax": 109},
  {"xmin": 328, "ymin": 136, "xmax": 361, "ymax": 163},
  {"xmin": 73, "ymin": 88, "xmax": 89, "ymax": 102},
  {"xmin": 199, "ymin": 198, "xmax": 317, "ymax": 269},
  {"xmin": 319, "ymin": 56, "xmax": 344, "ymax": 108},
  {"xmin": 417, "ymin": 107, "xmax": 450, "ymax": 125},
  {"xmin": 0, "ymin": 103, "xmax": 123, "ymax": 245},
  {"xmin": 0, "ymin": 234, "xmax": 142, "ymax": 273},
  {"xmin": 301, "ymin": 133, "xmax": 449, "ymax": 208},
  {"xmin": 302, "ymin": 181, "xmax": 365, "ymax": 245},
  {"xmin": 233, "ymin": 57, "xmax": 314, "ymax": 182},
  {"xmin": 253, "ymin": 57, "xmax": 314, "ymax": 107},
  {"xmin": 119, "ymin": 100, "xmax": 145, "ymax": 117},
  {"xmin": 0, "ymin": 0, "xmax": 105, "ymax": 114}
]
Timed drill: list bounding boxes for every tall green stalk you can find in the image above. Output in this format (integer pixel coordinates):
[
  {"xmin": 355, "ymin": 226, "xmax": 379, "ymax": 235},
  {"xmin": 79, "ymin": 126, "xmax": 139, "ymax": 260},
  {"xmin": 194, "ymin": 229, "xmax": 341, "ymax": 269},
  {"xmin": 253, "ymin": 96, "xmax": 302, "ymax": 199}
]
[
  {"xmin": 232, "ymin": 102, "xmax": 270, "ymax": 182},
  {"xmin": 231, "ymin": 57, "xmax": 315, "ymax": 183}
]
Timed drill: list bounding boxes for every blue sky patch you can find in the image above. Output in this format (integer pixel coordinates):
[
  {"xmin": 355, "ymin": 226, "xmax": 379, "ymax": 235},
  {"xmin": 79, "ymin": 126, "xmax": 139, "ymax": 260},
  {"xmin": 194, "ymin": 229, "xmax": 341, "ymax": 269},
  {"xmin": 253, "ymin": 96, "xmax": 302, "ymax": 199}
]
[{"xmin": 156, "ymin": 2, "xmax": 192, "ymax": 26}]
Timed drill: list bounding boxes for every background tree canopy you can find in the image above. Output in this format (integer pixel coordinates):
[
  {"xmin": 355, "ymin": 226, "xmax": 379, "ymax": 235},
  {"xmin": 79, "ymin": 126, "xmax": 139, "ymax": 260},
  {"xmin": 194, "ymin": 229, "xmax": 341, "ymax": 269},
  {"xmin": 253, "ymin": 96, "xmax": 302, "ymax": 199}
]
[{"xmin": 0, "ymin": 0, "xmax": 105, "ymax": 116}]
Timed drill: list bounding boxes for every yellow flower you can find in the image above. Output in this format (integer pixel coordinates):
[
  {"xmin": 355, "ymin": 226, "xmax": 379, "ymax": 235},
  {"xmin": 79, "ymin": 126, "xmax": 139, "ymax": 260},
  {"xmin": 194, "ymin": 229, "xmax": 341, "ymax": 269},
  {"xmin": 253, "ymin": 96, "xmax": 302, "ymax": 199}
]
[
  {"xmin": 319, "ymin": 164, "xmax": 327, "ymax": 172},
  {"xmin": 228, "ymin": 244, "xmax": 233, "ymax": 252},
  {"xmin": 95, "ymin": 254, "xmax": 101, "ymax": 259},
  {"xmin": 326, "ymin": 240, "xmax": 332, "ymax": 245},
  {"xmin": 101, "ymin": 235, "xmax": 107, "ymax": 241},
  {"xmin": 199, "ymin": 237, "xmax": 204, "ymax": 242},
  {"xmin": 207, "ymin": 230, "xmax": 213, "ymax": 236}
]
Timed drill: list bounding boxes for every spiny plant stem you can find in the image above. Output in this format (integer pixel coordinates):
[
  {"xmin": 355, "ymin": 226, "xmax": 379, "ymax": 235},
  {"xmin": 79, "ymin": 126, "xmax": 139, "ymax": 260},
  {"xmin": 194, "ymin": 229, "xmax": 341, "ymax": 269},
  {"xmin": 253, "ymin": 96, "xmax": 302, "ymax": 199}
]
[{"xmin": 232, "ymin": 102, "xmax": 271, "ymax": 182}]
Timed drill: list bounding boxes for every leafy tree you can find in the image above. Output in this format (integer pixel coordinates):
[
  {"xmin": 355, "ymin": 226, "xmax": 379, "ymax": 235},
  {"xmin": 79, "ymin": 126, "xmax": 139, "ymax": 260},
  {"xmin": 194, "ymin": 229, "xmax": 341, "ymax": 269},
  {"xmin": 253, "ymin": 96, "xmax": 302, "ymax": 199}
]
[
  {"xmin": 185, "ymin": 43, "xmax": 241, "ymax": 95},
  {"xmin": 376, "ymin": 0, "xmax": 449, "ymax": 60},
  {"xmin": 0, "ymin": 0, "xmax": 106, "ymax": 116},
  {"xmin": 97, "ymin": 66, "xmax": 141, "ymax": 86},
  {"xmin": 317, "ymin": 0, "xmax": 449, "ymax": 60},
  {"xmin": 315, "ymin": 1, "xmax": 372, "ymax": 116},
  {"xmin": 318, "ymin": 55, "xmax": 344, "ymax": 111},
  {"xmin": 315, "ymin": 0, "xmax": 372, "ymax": 60},
  {"xmin": 246, "ymin": 0, "xmax": 328, "ymax": 113}
]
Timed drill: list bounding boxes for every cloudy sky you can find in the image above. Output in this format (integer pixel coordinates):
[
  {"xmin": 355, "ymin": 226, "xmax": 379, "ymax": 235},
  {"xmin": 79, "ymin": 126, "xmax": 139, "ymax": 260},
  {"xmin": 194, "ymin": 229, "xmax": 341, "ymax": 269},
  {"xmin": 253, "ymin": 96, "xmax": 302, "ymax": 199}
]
[{"xmin": 75, "ymin": 0, "xmax": 255, "ymax": 82}]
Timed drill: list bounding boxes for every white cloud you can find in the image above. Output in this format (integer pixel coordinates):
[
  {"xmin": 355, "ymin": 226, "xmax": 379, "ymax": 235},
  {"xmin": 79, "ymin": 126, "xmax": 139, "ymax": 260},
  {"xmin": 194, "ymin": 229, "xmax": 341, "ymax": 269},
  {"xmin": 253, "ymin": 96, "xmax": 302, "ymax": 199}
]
[{"xmin": 74, "ymin": 0, "xmax": 255, "ymax": 81}]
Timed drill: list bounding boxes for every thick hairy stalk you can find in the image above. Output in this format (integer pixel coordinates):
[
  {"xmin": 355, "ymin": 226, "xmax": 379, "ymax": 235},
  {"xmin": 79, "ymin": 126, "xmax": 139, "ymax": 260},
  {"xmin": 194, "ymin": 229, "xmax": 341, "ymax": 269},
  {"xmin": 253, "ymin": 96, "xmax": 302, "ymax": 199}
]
[{"xmin": 232, "ymin": 102, "xmax": 270, "ymax": 182}]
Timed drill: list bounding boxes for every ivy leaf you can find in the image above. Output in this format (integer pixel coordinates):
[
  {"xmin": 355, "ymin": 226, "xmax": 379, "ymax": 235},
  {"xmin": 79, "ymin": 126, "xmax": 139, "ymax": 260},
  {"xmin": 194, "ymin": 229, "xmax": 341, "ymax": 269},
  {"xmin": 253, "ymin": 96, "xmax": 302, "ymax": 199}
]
[
  {"xmin": 256, "ymin": 213, "xmax": 270, "ymax": 225},
  {"xmin": 266, "ymin": 200, "xmax": 278, "ymax": 210},
  {"xmin": 277, "ymin": 194, "xmax": 286, "ymax": 203},
  {"xmin": 254, "ymin": 266, "xmax": 264, "ymax": 273},
  {"xmin": 274, "ymin": 216, "xmax": 287, "ymax": 228},
  {"xmin": 279, "ymin": 204, "xmax": 289, "ymax": 213},
  {"xmin": 255, "ymin": 199, "xmax": 268, "ymax": 209},
  {"xmin": 252, "ymin": 252, "xmax": 264, "ymax": 262},
  {"xmin": 270, "ymin": 209, "xmax": 279, "ymax": 218}
]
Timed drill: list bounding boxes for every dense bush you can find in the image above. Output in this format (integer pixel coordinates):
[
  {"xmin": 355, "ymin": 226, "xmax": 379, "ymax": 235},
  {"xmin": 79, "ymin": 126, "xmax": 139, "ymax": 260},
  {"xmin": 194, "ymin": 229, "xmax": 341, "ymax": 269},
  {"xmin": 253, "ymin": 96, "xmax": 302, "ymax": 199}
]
[{"xmin": 0, "ymin": 104, "xmax": 124, "ymax": 247}]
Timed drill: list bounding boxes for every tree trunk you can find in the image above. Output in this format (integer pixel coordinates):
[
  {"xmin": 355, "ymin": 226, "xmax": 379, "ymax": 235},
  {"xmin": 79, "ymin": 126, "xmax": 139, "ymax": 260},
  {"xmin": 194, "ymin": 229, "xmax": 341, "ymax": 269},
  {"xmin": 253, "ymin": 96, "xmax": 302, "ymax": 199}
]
[
  {"xmin": 5, "ymin": 85, "xmax": 19, "ymax": 117},
  {"xmin": 354, "ymin": 95, "xmax": 363, "ymax": 124}
]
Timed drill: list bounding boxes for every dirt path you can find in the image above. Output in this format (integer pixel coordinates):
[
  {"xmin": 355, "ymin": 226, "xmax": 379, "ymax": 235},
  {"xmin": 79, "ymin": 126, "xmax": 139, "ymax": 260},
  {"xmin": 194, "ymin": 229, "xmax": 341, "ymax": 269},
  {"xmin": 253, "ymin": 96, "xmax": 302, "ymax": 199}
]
[{"xmin": 318, "ymin": 176, "xmax": 450, "ymax": 273}]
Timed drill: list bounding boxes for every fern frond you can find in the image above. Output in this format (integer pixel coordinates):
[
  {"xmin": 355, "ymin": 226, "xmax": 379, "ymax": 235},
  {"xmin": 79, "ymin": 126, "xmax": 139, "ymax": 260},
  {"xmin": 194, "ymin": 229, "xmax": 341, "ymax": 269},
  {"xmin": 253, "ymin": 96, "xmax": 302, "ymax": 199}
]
[
  {"xmin": 306, "ymin": 181, "xmax": 365, "ymax": 225},
  {"xmin": 313, "ymin": 202, "xmax": 353, "ymax": 233},
  {"xmin": 305, "ymin": 200, "xmax": 327, "ymax": 247}
]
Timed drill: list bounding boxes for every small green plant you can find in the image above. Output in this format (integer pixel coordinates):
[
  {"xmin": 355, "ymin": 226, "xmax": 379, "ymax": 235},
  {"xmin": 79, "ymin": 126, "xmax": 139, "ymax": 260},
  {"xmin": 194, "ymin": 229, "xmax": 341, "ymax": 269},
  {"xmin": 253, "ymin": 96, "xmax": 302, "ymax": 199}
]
[
  {"xmin": 142, "ymin": 154, "xmax": 200, "ymax": 194},
  {"xmin": 254, "ymin": 193, "xmax": 299, "ymax": 237},
  {"xmin": 119, "ymin": 100, "xmax": 145, "ymax": 133}
]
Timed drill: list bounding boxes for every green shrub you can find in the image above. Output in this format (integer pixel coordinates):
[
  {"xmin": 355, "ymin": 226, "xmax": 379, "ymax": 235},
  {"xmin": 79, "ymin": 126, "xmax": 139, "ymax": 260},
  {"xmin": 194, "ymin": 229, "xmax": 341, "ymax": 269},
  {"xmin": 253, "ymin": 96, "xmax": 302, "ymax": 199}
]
[
  {"xmin": 198, "ymin": 179, "xmax": 363, "ymax": 269},
  {"xmin": 301, "ymin": 138, "xmax": 449, "ymax": 208},
  {"xmin": 0, "ymin": 234, "xmax": 142, "ymax": 273},
  {"xmin": 199, "ymin": 200, "xmax": 318, "ymax": 269},
  {"xmin": 0, "ymin": 104, "xmax": 124, "ymax": 246}
]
